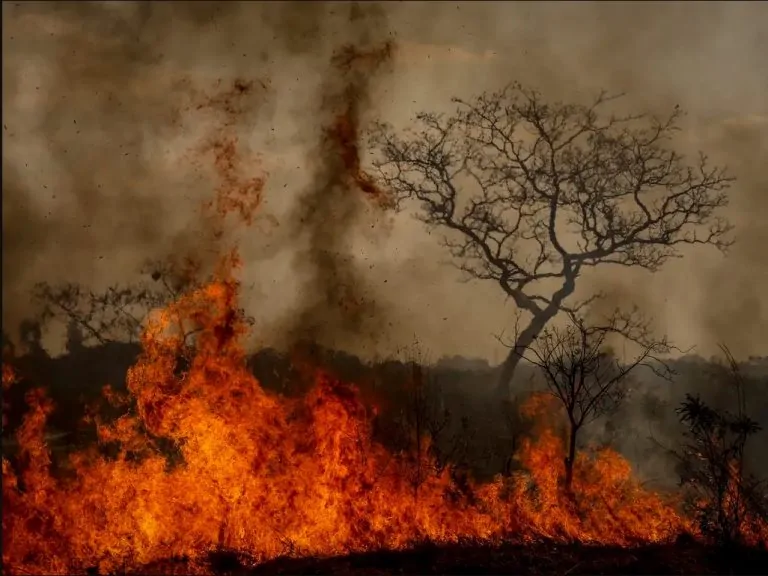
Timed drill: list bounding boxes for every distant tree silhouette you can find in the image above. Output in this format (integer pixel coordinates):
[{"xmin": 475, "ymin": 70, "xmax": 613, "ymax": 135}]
[
  {"xmin": 33, "ymin": 262, "xmax": 174, "ymax": 346},
  {"xmin": 18, "ymin": 320, "xmax": 47, "ymax": 360},
  {"xmin": 504, "ymin": 307, "xmax": 673, "ymax": 492},
  {"xmin": 371, "ymin": 83, "xmax": 733, "ymax": 399},
  {"xmin": 65, "ymin": 319, "xmax": 86, "ymax": 355},
  {"xmin": 31, "ymin": 256, "xmax": 235, "ymax": 347}
]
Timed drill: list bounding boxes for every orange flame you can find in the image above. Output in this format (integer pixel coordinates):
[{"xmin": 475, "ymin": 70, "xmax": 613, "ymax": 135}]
[
  {"xmin": 2, "ymin": 259, "xmax": 696, "ymax": 574},
  {"xmin": 4, "ymin": 53, "xmax": 755, "ymax": 575}
]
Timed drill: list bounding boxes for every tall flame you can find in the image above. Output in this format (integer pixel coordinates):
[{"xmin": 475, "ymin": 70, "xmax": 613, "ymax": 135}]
[
  {"xmin": 5, "ymin": 51, "xmax": 761, "ymax": 575},
  {"xmin": 2, "ymin": 255, "xmax": 697, "ymax": 574}
]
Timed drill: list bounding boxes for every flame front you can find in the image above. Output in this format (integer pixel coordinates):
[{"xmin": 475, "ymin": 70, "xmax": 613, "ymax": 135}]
[{"xmin": 2, "ymin": 254, "xmax": 697, "ymax": 575}]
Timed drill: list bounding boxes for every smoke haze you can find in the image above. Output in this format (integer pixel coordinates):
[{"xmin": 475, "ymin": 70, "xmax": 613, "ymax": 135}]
[{"xmin": 3, "ymin": 1, "xmax": 767, "ymax": 361}]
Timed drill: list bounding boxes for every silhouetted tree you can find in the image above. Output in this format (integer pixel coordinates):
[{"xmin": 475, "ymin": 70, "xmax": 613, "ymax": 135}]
[
  {"xmin": 371, "ymin": 84, "xmax": 733, "ymax": 398},
  {"xmin": 675, "ymin": 347, "xmax": 767, "ymax": 546},
  {"xmin": 65, "ymin": 320, "xmax": 86, "ymax": 355},
  {"xmin": 31, "ymin": 257, "xmax": 225, "ymax": 346},
  {"xmin": 505, "ymin": 307, "xmax": 673, "ymax": 492},
  {"xmin": 18, "ymin": 320, "xmax": 47, "ymax": 360}
]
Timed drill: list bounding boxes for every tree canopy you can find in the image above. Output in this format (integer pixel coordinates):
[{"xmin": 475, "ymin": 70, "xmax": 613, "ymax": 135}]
[{"xmin": 371, "ymin": 83, "xmax": 734, "ymax": 396}]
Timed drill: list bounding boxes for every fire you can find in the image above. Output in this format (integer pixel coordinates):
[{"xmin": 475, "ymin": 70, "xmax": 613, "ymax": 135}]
[
  {"xmin": 3, "ymin": 254, "xmax": 696, "ymax": 574},
  {"xmin": 3, "ymin": 43, "xmax": 757, "ymax": 576}
]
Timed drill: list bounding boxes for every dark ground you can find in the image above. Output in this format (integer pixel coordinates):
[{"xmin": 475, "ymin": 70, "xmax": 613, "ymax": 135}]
[{"xmin": 130, "ymin": 539, "xmax": 768, "ymax": 576}]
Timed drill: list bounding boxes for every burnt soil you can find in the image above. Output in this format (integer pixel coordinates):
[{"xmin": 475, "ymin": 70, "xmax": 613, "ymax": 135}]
[{"xmin": 128, "ymin": 539, "xmax": 768, "ymax": 575}]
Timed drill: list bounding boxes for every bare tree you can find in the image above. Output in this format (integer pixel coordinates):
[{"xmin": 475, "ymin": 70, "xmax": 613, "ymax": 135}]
[
  {"xmin": 502, "ymin": 307, "xmax": 673, "ymax": 493},
  {"xmin": 31, "ymin": 257, "xmax": 216, "ymax": 347},
  {"xmin": 34, "ymin": 282, "xmax": 165, "ymax": 346},
  {"xmin": 370, "ymin": 83, "xmax": 733, "ymax": 398}
]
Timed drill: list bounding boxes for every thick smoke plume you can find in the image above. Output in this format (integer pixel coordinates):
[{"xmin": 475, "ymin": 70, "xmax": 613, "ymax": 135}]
[
  {"xmin": 279, "ymin": 40, "xmax": 396, "ymax": 355},
  {"xmin": 2, "ymin": 2, "xmax": 398, "ymax": 355},
  {"xmin": 3, "ymin": 2, "xmax": 767, "ymax": 363}
]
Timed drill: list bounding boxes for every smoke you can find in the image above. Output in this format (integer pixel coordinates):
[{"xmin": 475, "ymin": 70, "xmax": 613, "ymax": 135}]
[
  {"xmin": 1, "ymin": 2, "xmax": 268, "ymax": 341},
  {"xmin": 697, "ymin": 117, "xmax": 768, "ymax": 356},
  {"xmin": 2, "ymin": 2, "xmax": 180, "ymax": 336},
  {"xmin": 2, "ymin": 2, "xmax": 398, "ymax": 354},
  {"xmin": 370, "ymin": 2, "xmax": 768, "ymax": 361},
  {"xmin": 4, "ymin": 1, "xmax": 767, "ymax": 500},
  {"xmin": 3, "ymin": 2, "xmax": 767, "ymax": 363},
  {"xmin": 278, "ymin": 39, "xmax": 397, "ymax": 355},
  {"xmin": 367, "ymin": 2, "xmax": 768, "ymax": 485}
]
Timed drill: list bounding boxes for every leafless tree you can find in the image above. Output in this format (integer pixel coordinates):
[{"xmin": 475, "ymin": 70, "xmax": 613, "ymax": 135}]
[
  {"xmin": 34, "ymin": 282, "xmax": 164, "ymax": 346},
  {"xmin": 501, "ymin": 307, "xmax": 674, "ymax": 492},
  {"xmin": 31, "ymin": 257, "xmax": 217, "ymax": 347},
  {"xmin": 370, "ymin": 83, "xmax": 733, "ymax": 398}
]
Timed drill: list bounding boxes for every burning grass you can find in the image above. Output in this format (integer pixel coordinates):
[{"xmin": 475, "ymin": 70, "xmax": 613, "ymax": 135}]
[
  {"xmin": 3, "ymin": 41, "xmax": 765, "ymax": 574},
  {"xmin": 2, "ymin": 251, "xmax": 708, "ymax": 575}
]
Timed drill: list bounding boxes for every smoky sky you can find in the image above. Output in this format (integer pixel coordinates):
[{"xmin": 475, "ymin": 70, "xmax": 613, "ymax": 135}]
[
  {"xmin": 3, "ymin": 2, "xmax": 767, "ymax": 361},
  {"xmin": 2, "ymin": 1, "xmax": 397, "ymax": 355}
]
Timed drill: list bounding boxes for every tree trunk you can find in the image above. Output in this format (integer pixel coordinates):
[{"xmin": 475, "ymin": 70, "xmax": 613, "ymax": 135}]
[
  {"xmin": 495, "ymin": 311, "xmax": 554, "ymax": 399},
  {"xmin": 564, "ymin": 423, "xmax": 578, "ymax": 494}
]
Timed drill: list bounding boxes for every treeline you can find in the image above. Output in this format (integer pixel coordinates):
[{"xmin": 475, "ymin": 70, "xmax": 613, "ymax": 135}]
[
  {"xmin": 4, "ymin": 331, "xmax": 768, "ymax": 482},
  {"xmin": 4, "ymin": 328, "xmax": 768, "ymax": 545}
]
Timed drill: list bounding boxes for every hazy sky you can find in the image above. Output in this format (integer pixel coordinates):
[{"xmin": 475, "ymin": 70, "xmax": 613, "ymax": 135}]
[{"xmin": 3, "ymin": 2, "xmax": 767, "ymax": 361}]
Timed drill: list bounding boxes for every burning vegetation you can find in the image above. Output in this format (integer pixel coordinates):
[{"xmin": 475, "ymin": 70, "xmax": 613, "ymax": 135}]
[
  {"xmin": 4, "ymin": 243, "xmax": 767, "ymax": 574},
  {"xmin": 3, "ymin": 256, "xmax": 695, "ymax": 575},
  {"xmin": 3, "ymin": 154, "xmax": 766, "ymax": 571},
  {"xmin": 2, "ymin": 24, "xmax": 767, "ymax": 575}
]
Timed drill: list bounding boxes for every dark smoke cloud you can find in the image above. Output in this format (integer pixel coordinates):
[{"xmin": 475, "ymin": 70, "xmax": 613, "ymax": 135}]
[
  {"xmin": 2, "ymin": 2, "xmax": 397, "ymax": 354},
  {"xmin": 4, "ymin": 2, "xmax": 766, "ymax": 364},
  {"xmin": 279, "ymin": 37, "xmax": 397, "ymax": 355}
]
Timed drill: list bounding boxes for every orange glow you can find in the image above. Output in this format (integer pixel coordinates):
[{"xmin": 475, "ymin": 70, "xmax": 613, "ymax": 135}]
[
  {"xmin": 3, "ymin": 46, "xmax": 761, "ymax": 575},
  {"xmin": 2, "ymin": 255, "xmax": 701, "ymax": 574}
]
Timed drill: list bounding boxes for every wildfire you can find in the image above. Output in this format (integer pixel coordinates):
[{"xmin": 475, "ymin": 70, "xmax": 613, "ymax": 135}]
[
  {"xmin": 4, "ymin": 41, "xmax": 759, "ymax": 576},
  {"xmin": 2, "ymin": 250, "xmax": 696, "ymax": 574}
]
